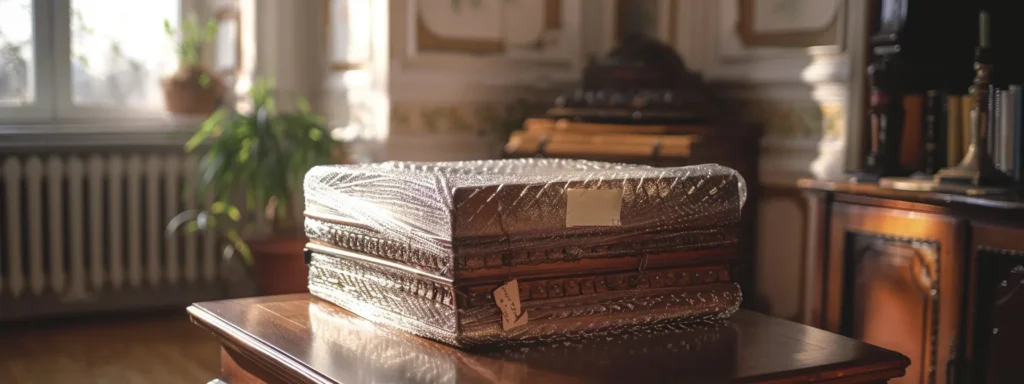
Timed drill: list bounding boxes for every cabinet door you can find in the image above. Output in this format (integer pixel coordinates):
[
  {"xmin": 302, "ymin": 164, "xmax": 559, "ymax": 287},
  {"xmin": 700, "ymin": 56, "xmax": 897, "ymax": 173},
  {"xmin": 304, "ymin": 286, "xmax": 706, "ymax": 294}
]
[
  {"xmin": 966, "ymin": 223, "xmax": 1024, "ymax": 384},
  {"xmin": 826, "ymin": 203, "xmax": 963, "ymax": 384}
]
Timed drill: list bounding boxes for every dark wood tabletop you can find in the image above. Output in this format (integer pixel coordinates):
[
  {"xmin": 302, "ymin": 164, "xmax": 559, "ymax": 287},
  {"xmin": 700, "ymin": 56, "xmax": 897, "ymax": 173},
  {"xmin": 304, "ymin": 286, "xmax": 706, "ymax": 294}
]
[{"xmin": 188, "ymin": 294, "xmax": 908, "ymax": 383}]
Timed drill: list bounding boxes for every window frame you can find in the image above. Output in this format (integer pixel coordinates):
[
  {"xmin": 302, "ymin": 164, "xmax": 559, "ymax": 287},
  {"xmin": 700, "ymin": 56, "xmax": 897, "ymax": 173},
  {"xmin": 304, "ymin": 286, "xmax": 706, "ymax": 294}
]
[
  {"xmin": 0, "ymin": 0, "xmax": 54, "ymax": 122},
  {"xmin": 0, "ymin": 0, "xmax": 210, "ymax": 125}
]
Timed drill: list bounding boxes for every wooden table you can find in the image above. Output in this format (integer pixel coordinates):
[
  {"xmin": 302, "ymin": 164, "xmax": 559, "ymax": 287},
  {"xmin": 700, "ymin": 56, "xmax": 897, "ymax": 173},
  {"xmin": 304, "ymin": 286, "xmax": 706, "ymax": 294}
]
[{"xmin": 188, "ymin": 294, "xmax": 909, "ymax": 383}]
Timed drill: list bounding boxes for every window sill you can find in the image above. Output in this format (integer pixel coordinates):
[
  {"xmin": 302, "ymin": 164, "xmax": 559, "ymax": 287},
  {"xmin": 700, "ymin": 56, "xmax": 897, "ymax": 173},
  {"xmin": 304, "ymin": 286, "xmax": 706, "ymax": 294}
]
[{"xmin": 0, "ymin": 115, "xmax": 205, "ymax": 152}]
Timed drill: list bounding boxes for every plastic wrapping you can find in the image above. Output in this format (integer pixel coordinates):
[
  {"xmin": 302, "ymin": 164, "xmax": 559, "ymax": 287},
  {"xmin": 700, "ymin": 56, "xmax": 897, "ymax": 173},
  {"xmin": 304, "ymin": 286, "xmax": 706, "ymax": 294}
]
[
  {"xmin": 303, "ymin": 159, "xmax": 746, "ymax": 347},
  {"xmin": 308, "ymin": 251, "xmax": 740, "ymax": 347},
  {"xmin": 304, "ymin": 159, "xmax": 746, "ymax": 277}
]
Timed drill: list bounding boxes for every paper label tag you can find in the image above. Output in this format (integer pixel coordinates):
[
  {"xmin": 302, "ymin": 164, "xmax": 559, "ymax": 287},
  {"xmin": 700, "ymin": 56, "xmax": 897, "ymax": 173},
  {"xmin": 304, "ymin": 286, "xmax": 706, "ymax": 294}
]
[
  {"xmin": 566, "ymin": 188, "xmax": 623, "ymax": 227},
  {"xmin": 493, "ymin": 279, "xmax": 528, "ymax": 331}
]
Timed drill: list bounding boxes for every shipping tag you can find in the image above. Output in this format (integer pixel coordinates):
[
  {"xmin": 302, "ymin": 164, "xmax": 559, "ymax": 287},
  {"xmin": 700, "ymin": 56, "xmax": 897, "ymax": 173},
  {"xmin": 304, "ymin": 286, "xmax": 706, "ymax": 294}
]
[
  {"xmin": 565, "ymin": 188, "xmax": 623, "ymax": 227},
  {"xmin": 493, "ymin": 279, "xmax": 528, "ymax": 331}
]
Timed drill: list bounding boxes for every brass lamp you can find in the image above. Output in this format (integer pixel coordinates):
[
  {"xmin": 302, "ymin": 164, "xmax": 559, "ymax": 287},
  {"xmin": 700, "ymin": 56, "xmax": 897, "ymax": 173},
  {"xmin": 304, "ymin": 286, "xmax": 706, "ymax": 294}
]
[{"xmin": 933, "ymin": 11, "xmax": 1015, "ymax": 189}]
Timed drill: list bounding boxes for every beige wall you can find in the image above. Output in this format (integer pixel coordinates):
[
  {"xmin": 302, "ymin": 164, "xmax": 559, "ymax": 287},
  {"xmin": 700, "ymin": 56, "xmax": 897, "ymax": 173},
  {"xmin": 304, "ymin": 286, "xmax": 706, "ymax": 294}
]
[
  {"xmin": 318, "ymin": 0, "xmax": 868, "ymax": 321},
  {"xmin": 670, "ymin": 0, "xmax": 868, "ymax": 320}
]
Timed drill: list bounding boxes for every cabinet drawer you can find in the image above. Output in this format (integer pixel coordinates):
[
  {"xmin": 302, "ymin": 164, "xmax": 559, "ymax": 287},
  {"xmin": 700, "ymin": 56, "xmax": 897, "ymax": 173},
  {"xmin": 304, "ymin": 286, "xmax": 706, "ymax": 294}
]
[
  {"xmin": 966, "ymin": 223, "xmax": 1024, "ymax": 384},
  {"xmin": 825, "ymin": 203, "xmax": 963, "ymax": 384}
]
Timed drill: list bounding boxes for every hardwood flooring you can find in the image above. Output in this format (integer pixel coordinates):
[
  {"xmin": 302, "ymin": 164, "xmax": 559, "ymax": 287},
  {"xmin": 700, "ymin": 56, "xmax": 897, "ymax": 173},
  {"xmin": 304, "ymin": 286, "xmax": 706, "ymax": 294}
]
[{"xmin": 0, "ymin": 310, "xmax": 220, "ymax": 384}]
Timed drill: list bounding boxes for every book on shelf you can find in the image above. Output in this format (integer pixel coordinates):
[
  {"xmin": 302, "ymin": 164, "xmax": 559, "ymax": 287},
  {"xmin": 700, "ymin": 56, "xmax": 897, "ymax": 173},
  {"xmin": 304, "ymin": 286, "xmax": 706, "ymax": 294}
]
[
  {"xmin": 900, "ymin": 94, "xmax": 924, "ymax": 171},
  {"xmin": 946, "ymin": 94, "xmax": 962, "ymax": 166},
  {"xmin": 1000, "ymin": 87, "xmax": 1017, "ymax": 175},
  {"xmin": 990, "ymin": 88, "xmax": 1002, "ymax": 161},
  {"xmin": 1014, "ymin": 85, "xmax": 1024, "ymax": 181},
  {"xmin": 922, "ymin": 91, "xmax": 947, "ymax": 174},
  {"xmin": 961, "ymin": 95, "xmax": 972, "ymax": 159},
  {"xmin": 980, "ymin": 85, "xmax": 1024, "ymax": 181}
]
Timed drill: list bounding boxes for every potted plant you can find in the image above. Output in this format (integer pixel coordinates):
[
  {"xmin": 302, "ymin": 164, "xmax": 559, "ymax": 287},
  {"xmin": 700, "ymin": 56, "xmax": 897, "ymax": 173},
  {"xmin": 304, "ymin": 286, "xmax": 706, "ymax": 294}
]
[
  {"xmin": 162, "ymin": 15, "xmax": 225, "ymax": 115},
  {"xmin": 167, "ymin": 78, "xmax": 338, "ymax": 295}
]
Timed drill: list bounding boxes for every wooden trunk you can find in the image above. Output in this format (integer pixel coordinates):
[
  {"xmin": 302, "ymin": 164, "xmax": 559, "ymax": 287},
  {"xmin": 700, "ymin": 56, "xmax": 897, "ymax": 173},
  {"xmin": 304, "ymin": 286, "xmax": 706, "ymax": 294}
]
[
  {"xmin": 505, "ymin": 118, "xmax": 761, "ymax": 305},
  {"xmin": 303, "ymin": 159, "xmax": 746, "ymax": 347}
]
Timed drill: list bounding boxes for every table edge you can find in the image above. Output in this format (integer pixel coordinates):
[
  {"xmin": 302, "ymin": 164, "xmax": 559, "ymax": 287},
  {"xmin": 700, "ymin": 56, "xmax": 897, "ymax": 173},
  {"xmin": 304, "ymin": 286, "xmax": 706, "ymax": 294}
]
[
  {"xmin": 187, "ymin": 304, "xmax": 333, "ymax": 384},
  {"xmin": 188, "ymin": 300, "xmax": 910, "ymax": 384},
  {"xmin": 734, "ymin": 311, "xmax": 911, "ymax": 382}
]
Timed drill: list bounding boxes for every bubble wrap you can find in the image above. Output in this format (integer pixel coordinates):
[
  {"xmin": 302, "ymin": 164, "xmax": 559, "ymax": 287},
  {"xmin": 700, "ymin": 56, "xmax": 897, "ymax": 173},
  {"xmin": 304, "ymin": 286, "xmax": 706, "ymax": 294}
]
[
  {"xmin": 304, "ymin": 159, "xmax": 746, "ymax": 277},
  {"xmin": 303, "ymin": 159, "xmax": 746, "ymax": 347}
]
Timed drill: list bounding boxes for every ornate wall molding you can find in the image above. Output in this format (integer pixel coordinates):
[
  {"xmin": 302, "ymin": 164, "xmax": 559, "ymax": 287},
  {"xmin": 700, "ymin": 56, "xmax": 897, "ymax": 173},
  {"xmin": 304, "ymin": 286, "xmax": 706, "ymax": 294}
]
[
  {"xmin": 736, "ymin": 0, "xmax": 843, "ymax": 48},
  {"xmin": 670, "ymin": 0, "xmax": 866, "ymax": 183},
  {"xmin": 389, "ymin": 0, "xmax": 585, "ymax": 88}
]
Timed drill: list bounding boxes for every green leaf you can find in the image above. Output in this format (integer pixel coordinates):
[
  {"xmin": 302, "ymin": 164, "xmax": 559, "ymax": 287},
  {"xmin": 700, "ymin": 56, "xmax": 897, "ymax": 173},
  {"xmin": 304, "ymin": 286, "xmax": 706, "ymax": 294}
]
[
  {"xmin": 296, "ymin": 97, "xmax": 312, "ymax": 114},
  {"xmin": 227, "ymin": 206, "xmax": 242, "ymax": 222},
  {"xmin": 174, "ymin": 74, "xmax": 333, "ymax": 242},
  {"xmin": 198, "ymin": 72, "xmax": 211, "ymax": 89},
  {"xmin": 211, "ymin": 201, "xmax": 228, "ymax": 214},
  {"xmin": 184, "ymin": 222, "xmax": 199, "ymax": 233},
  {"xmin": 205, "ymin": 20, "xmax": 219, "ymax": 40},
  {"xmin": 187, "ymin": 108, "xmax": 227, "ymax": 152},
  {"xmin": 264, "ymin": 97, "xmax": 277, "ymax": 115},
  {"xmin": 163, "ymin": 18, "xmax": 173, "ymax": 36},
  {"xmin": 200, "ymin": 153, "xmax": 225, "ymax": 189},
  {"xmin": 238, "ymin": 138, "xmax": 253, "ymax": 163},
  {"xmin": 224, "ymin": 229, "xmax": 252, "ymax": 265}
]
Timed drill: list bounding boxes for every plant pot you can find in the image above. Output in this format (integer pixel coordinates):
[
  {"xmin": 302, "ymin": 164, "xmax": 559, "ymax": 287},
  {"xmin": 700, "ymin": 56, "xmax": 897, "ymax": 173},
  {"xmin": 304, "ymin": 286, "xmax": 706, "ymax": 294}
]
[
  {"xmin": 161, "ymin": 67, "xmax": 225, "ymax": 115},
  {"xmin": 249, "ymin": 236, "xmax": 309, "ymax": 295}
]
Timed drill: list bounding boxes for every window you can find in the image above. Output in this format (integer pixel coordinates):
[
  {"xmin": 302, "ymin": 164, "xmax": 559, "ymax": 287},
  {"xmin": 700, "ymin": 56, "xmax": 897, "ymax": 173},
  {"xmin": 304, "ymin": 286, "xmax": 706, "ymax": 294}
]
[
  {"xmin": 0, "ymin": 0, "xmax": 35, "ymax": 107},
  {"xmin": 71, "ymin": 0, "xmax": 180, "ymax": 109},
  {"xmin": 0, "ymin": 0, "xmax": 195, "ymax": 123}
]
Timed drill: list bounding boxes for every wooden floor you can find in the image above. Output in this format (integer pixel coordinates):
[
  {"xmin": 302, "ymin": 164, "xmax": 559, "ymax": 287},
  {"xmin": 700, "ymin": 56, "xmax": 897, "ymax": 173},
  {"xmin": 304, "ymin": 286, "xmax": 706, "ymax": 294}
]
[{"xmin": 0, "ymin": 310, "xmax": 220, "ymax": 384}]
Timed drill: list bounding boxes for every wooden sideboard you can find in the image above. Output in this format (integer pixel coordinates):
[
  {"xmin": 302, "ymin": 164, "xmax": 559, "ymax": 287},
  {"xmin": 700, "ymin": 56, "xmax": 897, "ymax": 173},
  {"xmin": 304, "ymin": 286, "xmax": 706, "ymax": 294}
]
[
  {"xmin": 800, "ymin": 180, "xmax": 1024, "ymax": 384},
  {"xmin": 189, "ymin": 294, "xmax": 909, "ymax": 383}
]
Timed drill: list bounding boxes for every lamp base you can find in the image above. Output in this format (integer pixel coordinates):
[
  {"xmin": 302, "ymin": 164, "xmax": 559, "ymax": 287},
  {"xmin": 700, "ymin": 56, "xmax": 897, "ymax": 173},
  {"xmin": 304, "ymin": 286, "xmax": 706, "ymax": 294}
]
[{"xmin": 879, "ymin": 177, "xmax": 938, "ymax": 192}]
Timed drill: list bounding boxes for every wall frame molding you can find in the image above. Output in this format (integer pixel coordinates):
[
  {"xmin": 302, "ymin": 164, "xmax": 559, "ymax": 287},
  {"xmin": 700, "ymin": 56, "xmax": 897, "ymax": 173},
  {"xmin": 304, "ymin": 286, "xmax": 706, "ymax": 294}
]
[
  {"xmin": 389, "ymin": 0, "xmax": 584, "ymax": 86},
  {"xmin": 736, "ymin": 0, "xmax": 843, "ymax": 48}
]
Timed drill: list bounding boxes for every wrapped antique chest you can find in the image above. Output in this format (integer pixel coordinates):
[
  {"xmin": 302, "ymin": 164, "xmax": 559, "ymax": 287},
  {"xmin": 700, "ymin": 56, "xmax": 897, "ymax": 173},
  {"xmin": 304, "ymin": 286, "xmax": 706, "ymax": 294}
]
[{"xmin": 303, "ymin": 159, "xmax": 746, "ymax": 347}]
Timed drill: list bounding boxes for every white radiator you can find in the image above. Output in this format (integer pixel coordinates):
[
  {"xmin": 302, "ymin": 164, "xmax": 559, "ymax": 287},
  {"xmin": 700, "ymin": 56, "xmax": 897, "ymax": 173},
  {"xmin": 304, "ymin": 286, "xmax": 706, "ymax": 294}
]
[{"xmin": 0, "ymin": 152, "xmax": 226, "ymax": 313}]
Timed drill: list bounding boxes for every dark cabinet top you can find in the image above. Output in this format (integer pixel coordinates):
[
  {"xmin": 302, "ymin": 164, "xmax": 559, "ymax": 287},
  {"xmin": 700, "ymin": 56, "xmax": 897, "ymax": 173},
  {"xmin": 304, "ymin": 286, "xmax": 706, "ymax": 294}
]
[
  {"xmin": 188, "ymin": 294, "xmax": 908, "ymax": 384},
  {"xmin": 799, "ymin": 179, "xmax": 1024, "ymax": 212}
]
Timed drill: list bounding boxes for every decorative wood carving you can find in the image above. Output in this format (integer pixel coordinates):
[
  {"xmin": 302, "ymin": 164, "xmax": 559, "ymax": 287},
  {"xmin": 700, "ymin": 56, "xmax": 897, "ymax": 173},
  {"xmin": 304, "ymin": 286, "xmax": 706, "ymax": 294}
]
[
  {"xmin": 815, "ymin": 199, "xmax": 963, "ymax": 384},
  {"xmin": 967, "ymin": 242, "xmax": 1024, "ymax": 383},
  {"xmin": 463, "ymin": 264, "xmax": 732, "ymax": 308},
  {"xmin": 845, "ymin": 233, "xmax": 939, "ymax": 384},
  {"xmin": 802, "ymin": 180, "xmax": 1024, "ymax": 383}
]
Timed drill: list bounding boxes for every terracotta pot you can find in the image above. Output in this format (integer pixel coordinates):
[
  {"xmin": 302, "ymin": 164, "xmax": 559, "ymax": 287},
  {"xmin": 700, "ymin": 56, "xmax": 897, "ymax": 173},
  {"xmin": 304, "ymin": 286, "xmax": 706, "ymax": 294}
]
[
  {"xmin": 249, "ymin": 236, "xmax": 309, "ymax": 296},
  {"xmin": 161, "ymin": 66, "xmax": 225, "ymax": 115}
]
